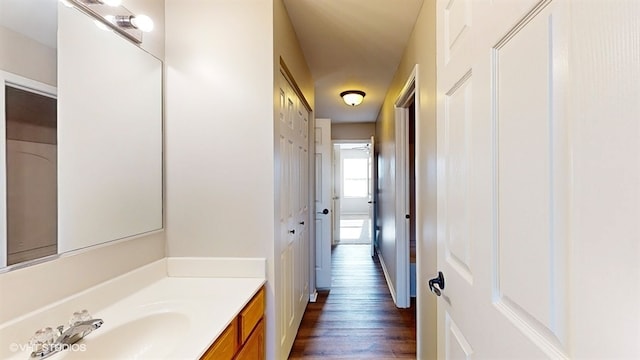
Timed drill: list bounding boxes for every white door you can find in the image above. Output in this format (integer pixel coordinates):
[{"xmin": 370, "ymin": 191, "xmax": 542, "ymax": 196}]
[
  {"xmin": 332, "ymin": 144, "xmax": 341, "ymax": 244},
  {"xmin": 277, "ymin": 71, "xmax": 310, "ymax": 355},
  {"xmin": 435, "ymin": 0, "xmax": 639, "ymax": 358},
  {"xmin": 314, "ymin": 118, "xmax": 332, "ymax": 288},
  {"xmin": 368, "ymin": 136, "xmax": 375, "ymax": 256}
]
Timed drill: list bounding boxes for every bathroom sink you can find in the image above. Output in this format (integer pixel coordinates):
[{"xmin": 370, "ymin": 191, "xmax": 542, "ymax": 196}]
[
  {"xmin": 59, "ymin": 312, "xmax": 190, "ymax": 359},
  {"xmin": 0, "ymin": 274, "xmax": 265, "ymax": 360}
]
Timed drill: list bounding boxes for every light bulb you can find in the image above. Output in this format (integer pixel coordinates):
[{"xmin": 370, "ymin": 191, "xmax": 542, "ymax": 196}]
[
  {"xmin": 102, "ymin": 0, "xmax": 122, "ymax": 6},
  {"xmin": 131, "ymin": 14, "xmax": 154, "ymax": 32}
]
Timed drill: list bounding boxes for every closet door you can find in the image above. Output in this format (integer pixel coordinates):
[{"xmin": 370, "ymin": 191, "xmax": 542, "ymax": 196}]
[{"xmin": 276, "ymin": 70, "xmax": 310, "ymax": 356}]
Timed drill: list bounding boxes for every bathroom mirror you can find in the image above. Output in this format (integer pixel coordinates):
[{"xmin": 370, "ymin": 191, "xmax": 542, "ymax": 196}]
[{"xmin": 0, "ymin": 0, "xmax": 163, "ymax": 269}]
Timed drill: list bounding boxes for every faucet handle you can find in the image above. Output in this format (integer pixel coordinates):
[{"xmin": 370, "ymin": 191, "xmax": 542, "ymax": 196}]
[
  {"xmin": 69, "ymin": 309, "xmax": 92, "ymax": 326},
  {"xmin": 29, "ymin": 327, "xmax": 56, "ymax": 352}
]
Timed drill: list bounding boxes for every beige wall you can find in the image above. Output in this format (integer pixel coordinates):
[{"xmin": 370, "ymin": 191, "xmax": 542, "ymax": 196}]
[
  {"xmin": 0, "ymin": 26, "xmax": 56, "ymax": 86},
  {"xmin": 274, "ymin": 0, "xmax": 313, "ymax": 108},
  {"xmin": 375, "ymin": 1, "xmax": 437, "ymax": 359},
  {"xmin": 332, "ymin": 122, "xmax": 375, "ymax": 141}
]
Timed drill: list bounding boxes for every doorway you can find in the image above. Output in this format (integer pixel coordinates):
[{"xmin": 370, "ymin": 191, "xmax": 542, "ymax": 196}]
[{"xmin": 332, "ymin": 142, "xmax": 372, "ymax": 245}]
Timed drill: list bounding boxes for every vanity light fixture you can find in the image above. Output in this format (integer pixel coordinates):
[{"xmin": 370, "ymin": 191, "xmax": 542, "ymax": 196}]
[
  {"xmin": 102, "ymin": 0, "xmax": 122, "ymax": 6},
  {"xmin": 110, "ymin": 14, "xmax": 154, "ymax": 32},
  {"xmin": 79, "ymin": 0, "xmax": 120, "ymax": 5},
  {"xmin": 340, "ymin": 90, "xmax": 366, "ymax": 106},
  {"xmin": 63, "ymin": 0, "xmax": 154, "ymax": 44}
]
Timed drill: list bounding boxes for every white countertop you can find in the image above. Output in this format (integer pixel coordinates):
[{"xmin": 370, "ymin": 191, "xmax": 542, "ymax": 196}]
[{"xmin": 0, "ymin": 257, "xmax": 266, "ymax": 360}]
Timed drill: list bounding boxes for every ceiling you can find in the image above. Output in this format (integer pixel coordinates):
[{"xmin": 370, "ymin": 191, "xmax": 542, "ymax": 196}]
[
  {"xmin": 2, "ymin": 0, "xmax": 423, "ymax": 125},
  {"xmin": 283, "ymin": 0, "xmax": 424, "ymax": 124}
]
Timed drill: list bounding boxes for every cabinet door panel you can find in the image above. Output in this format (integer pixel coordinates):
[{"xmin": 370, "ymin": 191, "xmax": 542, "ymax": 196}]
[
  {"xmin": 235, "ymin": 320, "xmax": 264, "ymax": 360},
  {"xmin": 200, "ymin": 319, "xmax": 237, "ymax": 360}
]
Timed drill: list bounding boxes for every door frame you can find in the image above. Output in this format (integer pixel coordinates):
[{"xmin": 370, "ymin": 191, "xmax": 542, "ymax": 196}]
[
  {"xmin": 0, "ymin": 71, "xmax": 58, "ymax": 268},
  {"xmin": 393, "ymin": 65, "xmax": 418, "ymax": 309},
  {"xmin": 332, "ymin": 140, "xmax": 374, "ymax": 247}
]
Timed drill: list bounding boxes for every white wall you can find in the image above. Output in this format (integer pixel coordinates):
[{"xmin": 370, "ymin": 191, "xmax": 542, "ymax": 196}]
[
  {"xmin": 165, "ymin": 0, "xmax": 277, "ymax": 355},
  {"xmin": 165, "ymin": 0, "xmax": 273, "ymax": 259},
  {"xmin": 166, "ymin": 1, "xmax": 313, "ymax": 358}
]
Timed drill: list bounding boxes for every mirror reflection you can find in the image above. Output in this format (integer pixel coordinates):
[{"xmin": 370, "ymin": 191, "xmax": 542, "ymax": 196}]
[
  {"xmin": 0, "ymin": 0, "xmax": 163, "ymax": 269},
  {"xmin": 0, "ymin": 0, "xmax": 58, "ymax": 266}
]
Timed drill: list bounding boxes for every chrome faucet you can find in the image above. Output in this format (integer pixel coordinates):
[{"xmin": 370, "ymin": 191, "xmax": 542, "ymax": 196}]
[
  {"xmin": 29, "ymin": 313, "xmax": 103, "ymax": 359},
  {"xmin": 56, "ymin": 318, "xmax": 104, "ymax": 347}
]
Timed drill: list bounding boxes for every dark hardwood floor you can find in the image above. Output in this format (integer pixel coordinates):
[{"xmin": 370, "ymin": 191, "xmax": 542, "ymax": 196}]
[{"xmin": 289, "ymin": 244, "xmax": 416, "ymax": 359}]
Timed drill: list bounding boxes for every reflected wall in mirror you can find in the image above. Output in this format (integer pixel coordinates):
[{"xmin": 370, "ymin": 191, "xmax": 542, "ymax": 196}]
[
  {"xmin": 0, "ymin": 0, "xmax": 58, "ymax": 267},
  {"xmin": 0, "ymin": 0, "xmax": 163, "ymax": 269},
  {"xmin": 5, "ymin": 81, "xmax": 58, "ymax": 265}
]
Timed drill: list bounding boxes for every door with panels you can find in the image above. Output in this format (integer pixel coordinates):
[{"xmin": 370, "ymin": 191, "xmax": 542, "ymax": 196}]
[
  {"xmin": 436, "ymin": 0, "xmax": 639, "ymax": 358},
  {"xmin": 314, "ymin": 118, "xmax": 332, "ymax": 288},
  {"xmin": 277, "ymin": 70, "xmax": 310, "ymax": 357}
]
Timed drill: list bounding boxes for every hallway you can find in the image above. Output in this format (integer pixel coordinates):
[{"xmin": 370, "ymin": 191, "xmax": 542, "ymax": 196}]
[
  {"xmin": 289, "ymin": 245, "xmax": 416, "ymax": 359},
  {"xmin": 338, "ymin": 214, "xmax": 372, "ymax": 245}
]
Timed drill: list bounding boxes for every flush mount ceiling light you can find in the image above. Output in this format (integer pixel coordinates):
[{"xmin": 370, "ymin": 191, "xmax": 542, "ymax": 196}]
[{"xmin": 340, "ymin": 90, "xmax": 366, "ymax": 106}]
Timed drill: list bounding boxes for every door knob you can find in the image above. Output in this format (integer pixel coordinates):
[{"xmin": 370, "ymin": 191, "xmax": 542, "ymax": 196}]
[
  {"xmin": 428, "ymin": 271, "xmax": 445, "ymax": 296},
  {"xmin": 317, "ymin": 209, "xmax": 329, "ymax": 215}
]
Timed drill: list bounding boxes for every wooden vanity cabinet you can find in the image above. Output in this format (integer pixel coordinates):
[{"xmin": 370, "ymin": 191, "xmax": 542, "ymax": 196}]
[{"xmin": 201, "ymin": 287, "xmax": 265, "ymax": 360}]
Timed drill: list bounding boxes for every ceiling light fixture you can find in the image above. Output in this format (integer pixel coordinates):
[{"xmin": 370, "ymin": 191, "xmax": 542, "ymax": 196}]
[{"xmin": 340, "ymin": 90, "xmax": 366, "ymax": 106}]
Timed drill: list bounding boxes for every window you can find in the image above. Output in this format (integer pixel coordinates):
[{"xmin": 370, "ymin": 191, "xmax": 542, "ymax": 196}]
[{"xmin": 343, "ymin": 158, "xmax": 369, "ymax": 198}]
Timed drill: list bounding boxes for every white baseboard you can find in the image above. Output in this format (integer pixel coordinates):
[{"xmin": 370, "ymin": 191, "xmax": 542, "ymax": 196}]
[
  {"xmin": 378, "ymin": 252, "xmax": 397, "ymax": 305},
  {"xmin": 309, "ymin": 290, "xmax": 318, "ymax": 303}
]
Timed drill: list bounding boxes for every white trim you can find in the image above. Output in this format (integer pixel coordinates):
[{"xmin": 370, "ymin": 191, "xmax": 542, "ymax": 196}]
[
  {"xmin": 0, "ymin": 71, "xmax": 57, "ymax": 268},
  {"xmin": 391, "ymin": 65, "xmax": 419, "ymax": 309},
  {"xmin": 309, "ymin": 290, "xmax": 318, "ymax": 303},
  {"xmin": 332, "ymin": 139, "xmax": 370, "ymax": 144},
  {"xmin": 1, "ymin": 71, "xmax": 57, "ymax": 97},
  {"xmin": 378, "ymin": 251, "xmax": 397, "ymax": 305}
]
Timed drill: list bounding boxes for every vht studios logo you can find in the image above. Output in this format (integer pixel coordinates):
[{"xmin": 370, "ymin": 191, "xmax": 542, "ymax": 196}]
[{"xmin": 9, "ymin": 343, "xmax": 87, "ymax": 353}]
